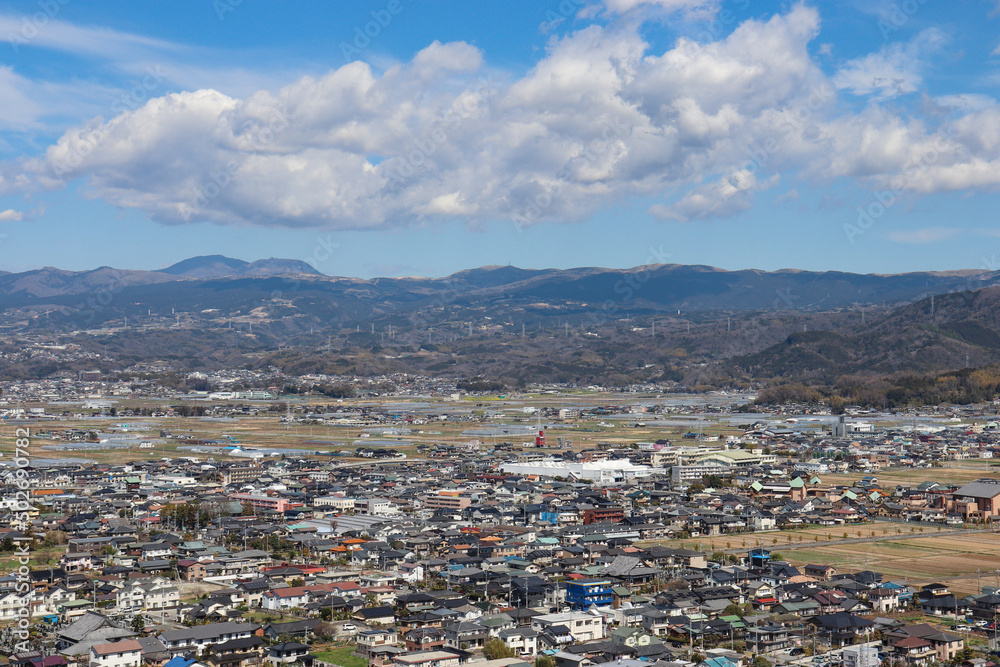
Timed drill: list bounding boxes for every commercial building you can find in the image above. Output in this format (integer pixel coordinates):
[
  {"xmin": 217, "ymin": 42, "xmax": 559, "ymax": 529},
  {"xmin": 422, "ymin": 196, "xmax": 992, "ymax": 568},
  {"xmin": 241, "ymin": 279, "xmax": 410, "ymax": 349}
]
[
  {"xmin": 500, "ymin": 459, "xmax": 653, "ymax": 485},
  {"xmin": 565, "ymin": 579, "xmax": 613, "ymax": 610},
  {"xmin": 229, "ymin": 494, "xmax": 297, "ymax": 513}
]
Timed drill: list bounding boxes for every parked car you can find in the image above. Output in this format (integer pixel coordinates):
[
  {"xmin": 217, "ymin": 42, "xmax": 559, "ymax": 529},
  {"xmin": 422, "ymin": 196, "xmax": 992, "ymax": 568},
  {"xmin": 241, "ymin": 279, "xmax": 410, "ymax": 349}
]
[{"xmin": 341, "ymin": 623, "xmax": 357, "ymax": 631}]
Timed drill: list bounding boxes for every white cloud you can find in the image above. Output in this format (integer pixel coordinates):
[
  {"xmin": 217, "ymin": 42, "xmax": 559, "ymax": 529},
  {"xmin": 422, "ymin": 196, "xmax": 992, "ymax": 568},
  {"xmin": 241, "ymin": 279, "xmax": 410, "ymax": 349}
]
[
  {"xmin": 0, "ymin": 208, "xmax": 22, "ymax": 221},
  {"xmin": 935, "ymin": 94, "xmax": 997, "ymax": 112},
  {"xmin": 6, "ymin": 5, "xmax": 1000, "ymax": 230},
  {"xmin": 834, "ymin": 29, "xmax": 946, "ymax": 99},
  {"xmin": 0, "ymin": 14, "xmax": 184, "ymax": 61},
  {"xmin": 884, "ymin": 227, "xmax": 959, "ymax": 244},
  {"xmin": 602, "ymin": 0, "xmax": 720, "ymax": 18}
]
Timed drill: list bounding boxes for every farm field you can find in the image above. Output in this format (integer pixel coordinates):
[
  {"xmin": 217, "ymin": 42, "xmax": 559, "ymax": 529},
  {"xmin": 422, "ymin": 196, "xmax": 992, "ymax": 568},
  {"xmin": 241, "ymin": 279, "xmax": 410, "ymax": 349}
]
[
  {"xmin": 781, "ymin": 532, "xmax": 1000, "ymax": 596},
  {"xmin": 823, "ymin": 463, "xmax": 1000, "ymax": 489},
  {"xmin": 641, "ymin": 523, "xmax": 959, "ymax": 553}
]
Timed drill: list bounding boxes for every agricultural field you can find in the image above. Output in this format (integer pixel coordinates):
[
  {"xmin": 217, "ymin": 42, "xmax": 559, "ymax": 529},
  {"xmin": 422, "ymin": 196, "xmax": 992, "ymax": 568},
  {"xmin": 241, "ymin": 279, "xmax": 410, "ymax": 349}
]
[
  {"xmin": 823, "ymin": 462, "xmax": 1000, "ymax": 489},
  {"xmin": 640, "ymin": 523, "xmax": 956, "ymax": 554},
  {"xmin": 781, "ymin": 531, "xmax": 1000, "ymax": 595},
  {"xmin": 311, "ymin": 645, "xmax": 366, "ymax": 667}
]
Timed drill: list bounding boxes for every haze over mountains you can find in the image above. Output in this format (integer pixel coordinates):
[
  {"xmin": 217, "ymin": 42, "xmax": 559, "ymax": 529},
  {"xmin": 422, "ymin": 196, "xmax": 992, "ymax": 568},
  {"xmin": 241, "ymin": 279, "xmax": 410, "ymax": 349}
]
[
  {"xmin": 4, "ymin": 256, "xmax": 1000, "ymax": 388},
  {"xmin": 1, "ymin": 255, "xmax": 997, "ymax": 308}
]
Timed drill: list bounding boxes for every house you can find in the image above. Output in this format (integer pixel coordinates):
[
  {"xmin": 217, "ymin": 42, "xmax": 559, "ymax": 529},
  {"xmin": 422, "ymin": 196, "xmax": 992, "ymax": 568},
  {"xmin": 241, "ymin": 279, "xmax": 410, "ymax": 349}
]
[
  {"xmin": 177, "ymin": 560, "xmax": 209, "ymax": 582},
  {"xmin": 203, "ymin": 637, "xmax": 265, "ymax": 667},
  {"xmin": 158, "ymin": 622, "xmax": 259, "ymax": 654},
  {"xmin": 355, "ymin": 606, "xmax": 396, "ymax": 626},
  {"xmin": 262, "ymin": 620, "xmax": 320, "ymax": 641},
  {"xmin": 890, "ymin": 637, "xmax": 936, "ymax": 666},
  {"xmin": 499, "ymin": 628, "xmax": 539, "ymax": 656},
  {"xmin": 885, "ymin": 623, "xmax": 964, "ymax": 662},
  {"xmin": 810, "ymin": 612, "xmax": 875, "ymax": 646},
  {"xmin": 60, "ymin": 553, "xmax": 94, "ymax": 573},
  {"xmin": 391, "ymin": 652, "xmax": 460, "ymax": 667},
  {"xmin": 90, "ymin": 640, "xmax": 142, "ymax": 667},
  {"xmin": 867, "ymin": 588, "xmax": 900, "ymax": 613},
  {"xmin": 57, "ymin": 611, "xmax": 136, "ymax": 653},
  {"xmin": 116, "ymin": 578, "xmax": 179, "ymax": 613},
  {"xmin": 266, "ymin": 642, "xmax": 310, "ymax": 665},
  {"xmin": 356, "ymin": 629, "xmax": 399, "ymax": 662},
  {"xmin": 803, "ymin": 564, "xmax": 836, "ymax": 581},
  {"xmin": 532, "ymin": 611, "xmax": 606, "ymax": 642},
  {"xmin": 261, "ymin": 588, "xmax": 309, "ymax": 612},
  {"xmin": 403, "ymin": 628, "xmax": 446, "ymax": 652}
]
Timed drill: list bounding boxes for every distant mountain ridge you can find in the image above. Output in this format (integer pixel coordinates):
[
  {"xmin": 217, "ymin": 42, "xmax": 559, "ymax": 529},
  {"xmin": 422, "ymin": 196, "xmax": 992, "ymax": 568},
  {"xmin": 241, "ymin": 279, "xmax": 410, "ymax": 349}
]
[
  {"xmin": 161, "ymin": 255, "xmax": 324, "ymax": 278},
  {"xmin": 1, "ymin": 258, "xmax": 998, "ymax": 306},
  {"xmin": 5, "ymin": 257, "xmax": 1000, "ymax": 387}
]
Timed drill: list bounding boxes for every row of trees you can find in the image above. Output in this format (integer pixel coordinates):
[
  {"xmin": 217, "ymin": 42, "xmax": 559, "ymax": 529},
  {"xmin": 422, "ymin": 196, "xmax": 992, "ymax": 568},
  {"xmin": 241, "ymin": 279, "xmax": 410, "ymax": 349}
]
[{"xmin": 756, "ymin": 364, "xmax": 1000, "ymax": 409}]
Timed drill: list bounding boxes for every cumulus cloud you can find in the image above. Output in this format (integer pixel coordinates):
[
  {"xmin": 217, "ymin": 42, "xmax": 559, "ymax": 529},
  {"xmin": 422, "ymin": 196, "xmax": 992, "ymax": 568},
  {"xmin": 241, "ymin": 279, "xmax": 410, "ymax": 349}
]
[
  {"xmin": 6, "ymin": 6, "xmax": 1000, "ymax": 230},
  {"xmin": 0, "ymin": 208, "xmax": 22, "ymax": 221}
]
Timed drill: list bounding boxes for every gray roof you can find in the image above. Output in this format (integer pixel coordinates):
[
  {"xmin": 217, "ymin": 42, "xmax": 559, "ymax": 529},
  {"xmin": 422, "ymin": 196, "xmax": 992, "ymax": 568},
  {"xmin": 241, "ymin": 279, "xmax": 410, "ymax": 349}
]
[
  {"xmin": 59, "ymin": 611, "xmax": 131, "ymax": 642},
  {"xmin": 954, "ymin": 482, "xmax": 1000, "ymax": 499},
  {"xmin": 159, "ymin": 621, "xmax": 258, "ymax": 643}
]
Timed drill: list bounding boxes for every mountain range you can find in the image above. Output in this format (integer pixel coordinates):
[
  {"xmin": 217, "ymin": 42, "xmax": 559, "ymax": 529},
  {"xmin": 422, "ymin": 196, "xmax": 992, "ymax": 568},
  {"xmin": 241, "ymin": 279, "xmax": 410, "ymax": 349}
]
[{"xmin": 3, "ymin": 256, "xmax": 1000, "ymax": 388}]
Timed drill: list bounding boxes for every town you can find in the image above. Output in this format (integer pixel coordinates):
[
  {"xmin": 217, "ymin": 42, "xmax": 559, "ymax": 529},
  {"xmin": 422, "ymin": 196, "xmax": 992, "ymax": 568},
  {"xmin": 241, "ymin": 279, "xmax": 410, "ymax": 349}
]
[{"xmin": 2, "ymin": 381, "xmax": 1000, "ymax": 667}]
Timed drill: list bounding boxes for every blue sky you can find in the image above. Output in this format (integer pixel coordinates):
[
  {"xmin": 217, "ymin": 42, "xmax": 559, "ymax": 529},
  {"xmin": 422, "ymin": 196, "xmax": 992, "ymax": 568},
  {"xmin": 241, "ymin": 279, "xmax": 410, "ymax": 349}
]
[{"xmin": 2, "ymin": 0, "xmax": 1000, "ymax": 278}]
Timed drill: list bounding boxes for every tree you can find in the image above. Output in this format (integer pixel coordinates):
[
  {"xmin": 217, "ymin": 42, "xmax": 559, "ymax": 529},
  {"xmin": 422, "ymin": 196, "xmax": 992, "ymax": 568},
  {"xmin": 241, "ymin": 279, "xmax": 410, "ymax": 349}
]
[
  {"xmin": 722, "ymin": 603, "xmax": 743, "ymax": 617},
  {"xmin": 752, "ymin": 657, "xmax": 772, "ymax": 667},
  {"xmin": 131, "ymin": 614, "xmax": 146, "ymax": 634},
  {"xmin": 241, "ymin": 502, "xmax": 255, "ymax": 516},
  {"xmin": 483, "ymin": 638, "xmax": 517, "ymax": 660},
  {"xmin": 289, "ymin": 578, "xmax": 305, "ymax": 588},
  {"xmin": 535, "ymin": 657, "xmax": 556, "ymax": 667}
]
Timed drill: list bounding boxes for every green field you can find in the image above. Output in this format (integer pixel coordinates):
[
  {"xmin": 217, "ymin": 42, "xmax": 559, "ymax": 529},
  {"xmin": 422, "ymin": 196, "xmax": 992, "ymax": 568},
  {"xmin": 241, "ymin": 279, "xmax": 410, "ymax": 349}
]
[{"xmin": 312, "ymin": 646, "xmax": 367, "ymax": 667}]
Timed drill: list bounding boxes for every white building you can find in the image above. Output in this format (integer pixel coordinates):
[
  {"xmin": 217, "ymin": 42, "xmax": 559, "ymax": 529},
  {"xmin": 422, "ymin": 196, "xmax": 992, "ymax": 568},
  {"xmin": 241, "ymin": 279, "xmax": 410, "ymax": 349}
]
[
  {"xmin": 843, "ymin": 644, "xmax": 880, "ymax": 667},
  {"xmin": 499, "ymin": 460, "xmax": 653, "ymax": 486},
  {"xmin": 355, "ymin": 497, "xmax": 397, "ymax": 515},
  {"xmin": 314, "ymin": 496, "xmax": 356, "ymax": 510},
  {"xmin": 90, "ymin": 639, "xmax": 142, "ymax": 667},
  {"xmin": 531, "ymin": 611, "xmax": 606, "ymax": 642},
  {"xmin": 116, "ymin": 577, "xmax": 178, "ymax": 612}
]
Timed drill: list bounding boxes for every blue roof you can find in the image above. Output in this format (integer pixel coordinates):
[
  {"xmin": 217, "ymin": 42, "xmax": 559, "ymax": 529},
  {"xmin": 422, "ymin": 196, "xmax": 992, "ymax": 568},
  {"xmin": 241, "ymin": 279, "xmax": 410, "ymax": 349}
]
[
  {"xmin": 164, "ymin": 657, "xmax": 197, "ymax": 667},
  {"xmin": 703, "ymin": 657, "xmax": 738, "ymax": 667}
]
